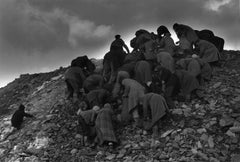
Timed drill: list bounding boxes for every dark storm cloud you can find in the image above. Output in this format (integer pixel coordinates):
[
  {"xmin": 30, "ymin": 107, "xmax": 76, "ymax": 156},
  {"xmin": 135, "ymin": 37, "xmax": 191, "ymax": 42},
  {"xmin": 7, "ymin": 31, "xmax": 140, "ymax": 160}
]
[
  {"xmin": 26, "ymin": 0, "xmax": 239, "ymax": 49},
  {"xmin": 0, "ymin": 0, "xmax": 69, "ymax": 52},
  {"xmin": 0, "ymin": 0, "xmax": 238, "ymax": 53},
  {"xmin": 0, "ymin": 0, "xmax": 239, "ymax": 87},
  {"xmin": 0, "ymin": 0, "xmax": 114, "ymax": 54}
]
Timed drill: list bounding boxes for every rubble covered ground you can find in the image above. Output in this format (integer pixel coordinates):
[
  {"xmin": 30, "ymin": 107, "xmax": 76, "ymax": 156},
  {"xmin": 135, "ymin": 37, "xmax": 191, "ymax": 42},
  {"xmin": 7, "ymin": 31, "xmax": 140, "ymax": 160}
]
[{"xmin": 0, "ymin": 51, "xmax": 240, "ymax": 162}]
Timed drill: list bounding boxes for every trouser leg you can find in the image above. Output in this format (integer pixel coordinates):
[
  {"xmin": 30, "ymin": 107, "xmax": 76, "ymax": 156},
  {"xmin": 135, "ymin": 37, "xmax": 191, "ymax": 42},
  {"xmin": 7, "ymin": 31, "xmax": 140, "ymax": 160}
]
[{"xmin": 65, "ymin": 80, "xmax": 74, "ymax": 99}]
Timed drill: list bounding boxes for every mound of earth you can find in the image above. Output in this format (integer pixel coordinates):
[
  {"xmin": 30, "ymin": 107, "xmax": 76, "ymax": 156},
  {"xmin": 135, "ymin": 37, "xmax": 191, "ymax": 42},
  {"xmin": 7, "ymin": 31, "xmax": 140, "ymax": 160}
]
[{"xmin": 0, "ymin": 51, "xmax": 240, "ymax": 162}]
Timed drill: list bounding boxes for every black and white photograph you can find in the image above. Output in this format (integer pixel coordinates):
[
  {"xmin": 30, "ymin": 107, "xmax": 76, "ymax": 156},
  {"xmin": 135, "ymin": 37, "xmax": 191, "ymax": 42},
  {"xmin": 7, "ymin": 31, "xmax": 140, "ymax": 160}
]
[{"xmin": 0, "ymin": 0, "xmax": 239, "ymax": 161}]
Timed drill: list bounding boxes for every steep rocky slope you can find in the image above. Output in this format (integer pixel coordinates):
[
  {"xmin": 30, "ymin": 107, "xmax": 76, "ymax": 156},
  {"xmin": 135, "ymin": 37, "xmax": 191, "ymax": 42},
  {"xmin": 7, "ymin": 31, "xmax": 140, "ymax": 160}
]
[{"xmin": 0, "ymin": 51, "xmax": 240, "ymax": 162}]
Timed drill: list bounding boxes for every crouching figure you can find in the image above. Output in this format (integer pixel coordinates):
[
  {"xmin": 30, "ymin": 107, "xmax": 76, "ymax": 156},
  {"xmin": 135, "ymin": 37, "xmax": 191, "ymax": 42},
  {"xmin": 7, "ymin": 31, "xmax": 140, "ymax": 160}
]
[
  {"xmin": 139, "ymin": 93, "xmax": 169, "ymax": 138},
  {"xmin": 77, "ymin": 104, "xmax": 118, "ymax": 147},
  {"xmin": 11, "ymin": 104, "xmax": 34, "ymax": 130}
]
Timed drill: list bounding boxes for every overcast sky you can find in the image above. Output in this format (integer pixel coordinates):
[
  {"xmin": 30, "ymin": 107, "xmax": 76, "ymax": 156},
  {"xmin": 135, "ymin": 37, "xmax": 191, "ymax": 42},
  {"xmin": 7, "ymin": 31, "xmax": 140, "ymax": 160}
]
[{"xmin": 0, "ymin": 0, "xmax": 239, "ymax": 87}]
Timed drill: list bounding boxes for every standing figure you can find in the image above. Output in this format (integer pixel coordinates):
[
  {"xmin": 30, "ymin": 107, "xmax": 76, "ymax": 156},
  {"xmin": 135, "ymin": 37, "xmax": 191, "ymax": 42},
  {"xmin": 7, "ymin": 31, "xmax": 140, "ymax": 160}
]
[
  {"xmin": 104, "ymin": 34, "xmax": 129, "ymax": 83},
  {"xmin": 111, "ymin": 34, "xmax": 130, "ymax": 54}
]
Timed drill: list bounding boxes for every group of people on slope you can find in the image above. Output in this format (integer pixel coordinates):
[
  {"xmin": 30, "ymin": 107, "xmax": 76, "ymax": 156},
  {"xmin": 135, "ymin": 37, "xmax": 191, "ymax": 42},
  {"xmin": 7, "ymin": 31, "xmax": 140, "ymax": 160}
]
[{"xmin": 64, "ymin": 23, "xmax": 222, "ymax": 148}]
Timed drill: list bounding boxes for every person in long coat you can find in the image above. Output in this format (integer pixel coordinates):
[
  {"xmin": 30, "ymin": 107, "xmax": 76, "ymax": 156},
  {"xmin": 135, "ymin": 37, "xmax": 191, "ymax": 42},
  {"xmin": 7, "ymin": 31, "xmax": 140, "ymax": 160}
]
[
  {"xmin": 112, "ymin": 62, "xmax": 136, "ymax": 98},
  {"xmin": 64, "ymin": 65, "xmax": 86, "ymax": 99},
  {"xmin": 156, "ymin": 51, "xmax": 175, "ymax": 73},
  {"xmin": 121, "ymin": 78, "xmax": 145, "ymax": 126},
  {"xmin": 175, "ymin": 31, "xmax": 193, "ymax": 56},
  {"xmin": 71, "ymin": 55, "xmax": 96, "ymax": 77},
  {"xmin": 135, "ymin": 30, "xmax": 152, "ymax": 50},
  {"xmin": 178, "ymin": 35, "xmax": 192, "ymax": 52},
  {"xmin": 151, "ymin": 66, "xmax": 180, "ymax": 109},
  {"xmin": 140, "ymin": 93, "xmax": 168, "ymax": 137},
  {"xmin": 176, "ymin": 57, "xmax": 212, "ymax": 84},
  {"xmin": 102, "ymin": 50, "xmax": 126, "ymax": 84},
  {"xmin": 78, "ymin": 107, "xmax": 99, "ymax": 145},
  {"xmin": 95, "ymin": 104, "xmax": 118, "ymax": 146},
  {"xmin": 79, "ymin": 105, "xmax": 117, "ymax": 146},
  {"xmin": 111, "ymin": 35, "xmax": 130, "ymax": 54},
  {"xmin": 142, "ymin": 39, "xmax": 157, "ymax": 61},
  {"xmin": 173, "ymin": 23, "xmax": 199, "ymax": 46},
  {"xmin": 157, "ymin": 26, "xmax": 176, "ymax": 56},
  {"xmin": 175, "ymin": 69, "xmax": 200, "ymax": 101},
  {"xmin": 134, "ymin": 60, "xmax": 152, "ymax": 87},
  {"xmin": 83, "ymin": 74, "xmax": 104, "ymax": 93},
  {"xmin": 195, "ymin": 39, "xmax": 220, "ymax": 64}
]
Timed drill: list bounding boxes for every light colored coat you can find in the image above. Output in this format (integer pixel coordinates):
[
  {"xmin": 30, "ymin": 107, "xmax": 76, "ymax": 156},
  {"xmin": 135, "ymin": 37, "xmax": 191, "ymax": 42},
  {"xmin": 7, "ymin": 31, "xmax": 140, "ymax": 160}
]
[
  {"xmin": 179, "ymin": 36, "xmax": 192, "ymax": 50},
  {"xmin": 196, "ymin": 39, "xmax": 220, "ymax": 63},
  {"xmin": 156, "ymin": 51, "xmax": 175, "ymax": 73},
  {"xmin": 175, "ymin": 70, "xmax": 200, "ymax": 96},
  {"xmin": 143, "ymin": 93, "xmax": 168, "ymax": 128},
  {"xmin": 122, "ymin": 78, "xmax": 145, "ymax": 113},
  {"xmin": 158, "ymin": 33, "xmax": 176, "ymax": 56},
  {"xmin": 176, "ymin": 58, "xmax": 212, "ymax": 80}
]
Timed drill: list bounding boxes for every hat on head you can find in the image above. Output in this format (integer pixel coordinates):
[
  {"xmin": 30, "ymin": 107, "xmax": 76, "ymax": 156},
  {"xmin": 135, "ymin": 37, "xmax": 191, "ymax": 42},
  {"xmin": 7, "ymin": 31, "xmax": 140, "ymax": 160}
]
[
  {"xmin": 104, "ymin": 103, "xmax": 111, "ymax": 109},
  {"xmin": 92, "ymin": 105, "xmax": 100, "ymax": 111},
  {"xmin": 115, "ymin": 34, "xmax": 121, "ymax": 39},
  {"xmin": 192, "ymin": 54, "xmax": 199, "ymax": 58},
  {"xmin": 157, "ymin": 25, "xmax": 170, "ymax": 36}
]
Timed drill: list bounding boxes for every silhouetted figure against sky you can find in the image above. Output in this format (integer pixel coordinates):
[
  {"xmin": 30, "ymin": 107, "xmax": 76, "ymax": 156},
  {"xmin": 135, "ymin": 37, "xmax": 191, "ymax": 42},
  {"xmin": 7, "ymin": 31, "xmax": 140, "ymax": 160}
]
[
  {"xmin": 71, "ymin": 55, "xmax": 96, "ymax": 77},
  {"xmin": 11, "ymin": 104, "xmax": 34, "ymax": 130},
  {"xmin": 173, "ymin": 23, "xmax": 199, "ymax": 47},
  {"xmin": 157, "ymin": 25, "xmax": 176, "ymax": 56},
  {"xmin": 110, "ymin": 35, "xmax": 130, "ymax": 54},
  {"xmin": 195, "ymin": 29, "xmax": 225, "ymax": 52}
]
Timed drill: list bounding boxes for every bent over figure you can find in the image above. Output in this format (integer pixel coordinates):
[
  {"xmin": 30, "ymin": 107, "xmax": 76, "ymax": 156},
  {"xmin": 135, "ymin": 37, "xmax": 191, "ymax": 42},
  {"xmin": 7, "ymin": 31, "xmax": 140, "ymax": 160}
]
[{"xmin": 64, "ymin": 65, "xmax": 86, "ymax": 99}]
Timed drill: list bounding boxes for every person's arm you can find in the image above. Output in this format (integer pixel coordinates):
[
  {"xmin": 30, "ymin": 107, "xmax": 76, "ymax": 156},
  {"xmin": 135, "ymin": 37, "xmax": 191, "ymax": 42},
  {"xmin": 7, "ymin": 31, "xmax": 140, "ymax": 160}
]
[
  {"xmin": 123, "ymin": 43, "xmax": 130, "ymax": 54},
  {"xmin": 90, "ymin": 112, "xmax": 97, "ymax": 124},
  {"xmin": 24, "ymin": 112, "xmax": 34, "ymax": 118}
]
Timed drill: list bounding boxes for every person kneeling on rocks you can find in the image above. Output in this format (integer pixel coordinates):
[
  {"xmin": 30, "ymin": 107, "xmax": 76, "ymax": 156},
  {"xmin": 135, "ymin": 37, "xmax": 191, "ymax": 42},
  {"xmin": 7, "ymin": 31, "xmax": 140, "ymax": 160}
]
[
  {"xmin": 11, "ymin": 104, "xmax": 34, "ymax": 130},
  {"xmin": 77, "ymin": 104, "xmax": 118, "ymax": 147}
]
